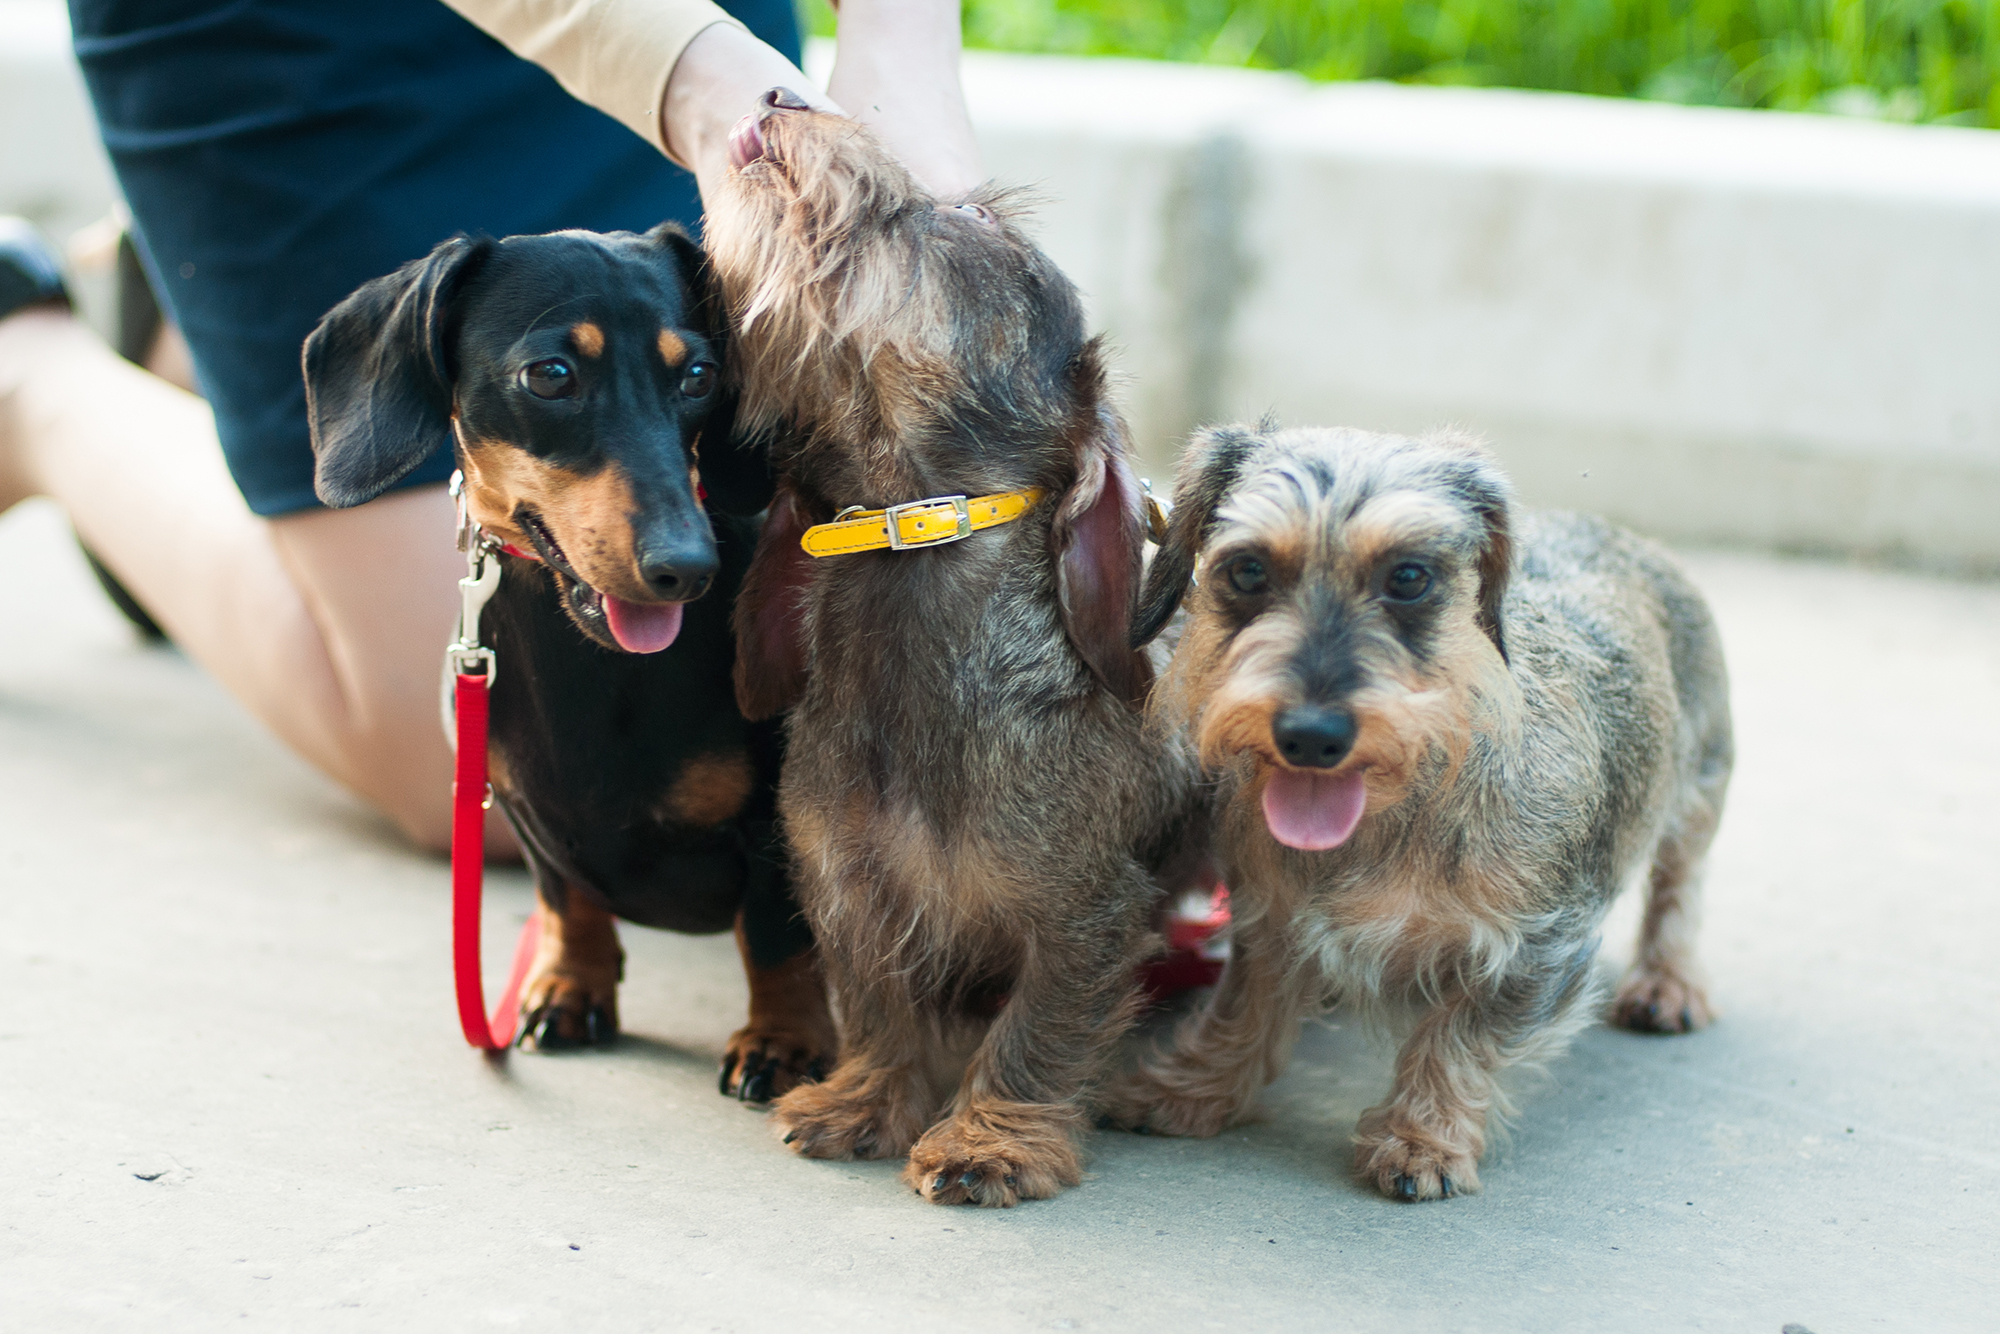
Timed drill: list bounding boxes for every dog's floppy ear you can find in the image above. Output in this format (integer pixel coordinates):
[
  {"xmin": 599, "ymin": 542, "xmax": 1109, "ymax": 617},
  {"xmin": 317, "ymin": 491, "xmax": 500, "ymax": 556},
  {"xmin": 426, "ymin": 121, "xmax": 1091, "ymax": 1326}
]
[
  {"xmin": 304, "ymin": 234, "xmax": 494, "ymax": 508},
  {"xmin": 1052, "ymin": 402, "xmax": 1151, "ymax": 705},
  {"xmin": 1431, "ymin": 432, "xmax": 1513, "ymax": 663},
  {"xmin": 733, "ymin": 483, "xmax": 814, "ymax": 720},
  {"xmin": 1131, "ymin": 423, "xmax": 1263, "ymax": 647}
]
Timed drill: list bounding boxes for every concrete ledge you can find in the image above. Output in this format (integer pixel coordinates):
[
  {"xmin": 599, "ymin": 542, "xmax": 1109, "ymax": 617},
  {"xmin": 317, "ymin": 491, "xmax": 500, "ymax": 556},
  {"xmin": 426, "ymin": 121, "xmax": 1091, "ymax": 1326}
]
[
  {"xmin": 0, "ymin": 1, "xmax": 117, "ymax": 243},
  {"xmin": 957, "ymin": 53, "xmax": 2000, "ymax": 573}
]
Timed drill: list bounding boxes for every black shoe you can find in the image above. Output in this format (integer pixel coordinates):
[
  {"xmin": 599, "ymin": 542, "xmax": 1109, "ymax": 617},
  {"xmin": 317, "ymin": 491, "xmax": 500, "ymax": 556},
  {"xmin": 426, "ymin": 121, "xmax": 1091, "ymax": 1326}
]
[
  {"xmin": 113, "ymin": 229, "xmax": 164, "ymax": 366},
  {"xmin": 0, "ymin": 216, "xmax": 70, "ymax": 319}
]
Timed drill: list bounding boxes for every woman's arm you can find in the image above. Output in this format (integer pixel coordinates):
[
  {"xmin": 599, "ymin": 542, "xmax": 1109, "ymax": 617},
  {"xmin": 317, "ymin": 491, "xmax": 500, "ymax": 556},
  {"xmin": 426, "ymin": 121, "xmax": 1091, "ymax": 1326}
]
[
  {"xmin": 442, "ymin": 0, "xmax": 979, "ymax": 200},
  {"xmin": 826, "ymin": 0, "xmax": 982, "ymax": 198},
  {"xmin": 438, "ymin": 1, "xmax": 832, "ymax": 171}
]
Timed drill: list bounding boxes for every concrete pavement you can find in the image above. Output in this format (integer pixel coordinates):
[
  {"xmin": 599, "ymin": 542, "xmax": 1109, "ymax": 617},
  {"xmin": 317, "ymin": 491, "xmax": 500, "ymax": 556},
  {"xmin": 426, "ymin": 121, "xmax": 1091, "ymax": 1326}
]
[{"xmin": 2, "ymin": 495, "xmax": 1995, "ymax": 1332}]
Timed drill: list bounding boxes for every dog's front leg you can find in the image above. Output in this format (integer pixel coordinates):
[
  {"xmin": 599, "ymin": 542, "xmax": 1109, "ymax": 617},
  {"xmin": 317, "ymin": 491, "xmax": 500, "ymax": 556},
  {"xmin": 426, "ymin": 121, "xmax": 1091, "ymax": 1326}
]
[
  {"xmin": 904, "ymin": 879, "xmax": 1153, "ymax": 1208},
  {"xmin": 1103, "ymin": 901, "xmax": 1312, "ymax": 1136},
  {"xmin": 719, "ymin": 915, "xmax": 837, "ymax": 1104},
  {"xmin": 768, "ymin": 967, "xmax": 945, "ymax": 1162},
  {"xmin": 1353, "ymin": 946, "xmax": 1596, "ymax": 1201},
  {"xmin": 517, "ymin": 884, "xmax": 623, "ymax": 1051}
]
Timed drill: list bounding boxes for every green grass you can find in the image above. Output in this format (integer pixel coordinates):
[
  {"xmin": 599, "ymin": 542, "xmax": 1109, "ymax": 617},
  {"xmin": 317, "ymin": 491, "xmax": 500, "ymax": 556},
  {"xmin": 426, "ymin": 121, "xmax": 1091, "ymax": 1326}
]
[{"xmin": 801, "ymin": 1, "xmax": 1998, "ymax": 127}]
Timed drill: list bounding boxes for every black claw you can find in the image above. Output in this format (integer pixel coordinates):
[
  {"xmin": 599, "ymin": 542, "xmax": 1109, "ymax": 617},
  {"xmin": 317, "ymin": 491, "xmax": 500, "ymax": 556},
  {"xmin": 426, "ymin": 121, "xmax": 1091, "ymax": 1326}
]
[
  {"xmin": 1094, "ymin": 1114, "xmax": 1114, "ymax": 1130},
  {"xmin": 932, "ymin": 1173, "xmax": 951, "ymax": 1193},
  {"xmin": 1394, "ymin": 1174, "xmax": 1418, "ymax": 1201},
  {"xmin": 532, "ymin": 1010, "xmax": 579, "ymax": 1051},
  {"xmin": 1003, "ymin": 1175, "xmax": 1017, "ymax": 1188},
  {"xmin": 958, "ymin": 1171, "xmax": 980, "ymax": 1190},
  {"xmin": 1132, "ymin": 1124, "xmax": 1152, "ymax": 1136},
  {"xmin": 1439, "ymin": 1175, "xmax": 1455, "ymax": 1198},
  {"xmin": 805, "ymin": 1057, "xmax": 829, "ymax": 1083},
  {"xmin": 1679, "ymin": 1006, "xmax": 1693, "ymax": 1031},
  {"xmin": 517, "ymin": 1008, "xmax": 546, "ymax": 1049},
  {"xmin": 853, "ymin": 1132, "xmax": 877, "ymax": 1158},
  {"xmin": 735, "ymin": 1053, "xmax": 772, "ymax": 1103},
  {"xmin": 585, "ymin": 1007, "xmax": 614, "ymax": 1046},
  {"xmin": 718, "ymin": 1053, "xmax": 739, "ymax": 1096},
  {"xmin": 741, "ymin": 1060, "xmax": 775, "ymax": 1104}
]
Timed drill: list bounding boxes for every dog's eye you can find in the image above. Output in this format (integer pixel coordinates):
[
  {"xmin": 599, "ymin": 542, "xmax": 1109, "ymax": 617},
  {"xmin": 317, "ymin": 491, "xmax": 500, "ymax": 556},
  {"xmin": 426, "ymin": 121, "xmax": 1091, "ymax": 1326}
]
[
  {"xmin": 680, "ymin": 360, "xmax": 717, "ymax": 399},
  {"xmin": 521, "ymin": 358, "xmax": 576, "ymax": 400},
  {"xmin": 1384, "ymin": 563, "xmax": 1433, "ymax": 601},
  {"xmin": 948, "ymin": 202, "xmax": 995, "ymax": 224},
  {"xmin": 1226, "ymin": 556, "xmax": 1269, "ymax": 595}
]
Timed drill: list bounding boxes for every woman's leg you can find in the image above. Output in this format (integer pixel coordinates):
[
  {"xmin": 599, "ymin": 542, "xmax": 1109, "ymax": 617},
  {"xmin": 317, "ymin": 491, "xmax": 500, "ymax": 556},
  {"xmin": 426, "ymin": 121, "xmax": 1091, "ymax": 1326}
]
[{"xmin": 0, "ymin": 304, "xmax": 501, "ymax": 855}]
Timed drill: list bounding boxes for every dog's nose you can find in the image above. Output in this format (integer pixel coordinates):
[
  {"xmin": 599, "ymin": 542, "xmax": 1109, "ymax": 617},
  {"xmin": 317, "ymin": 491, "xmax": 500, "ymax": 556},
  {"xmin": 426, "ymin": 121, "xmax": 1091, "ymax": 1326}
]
[
  {"xmin": 1273, "ymin": 706, "xmax": 1358, "ymax": 769},
  {"xmin": 638, "ymin": 549, "xmax": 717, "ymax": 602},
  {"xmin": 762, "ymin": 86, "xmax": 811, "ymax": 112}
]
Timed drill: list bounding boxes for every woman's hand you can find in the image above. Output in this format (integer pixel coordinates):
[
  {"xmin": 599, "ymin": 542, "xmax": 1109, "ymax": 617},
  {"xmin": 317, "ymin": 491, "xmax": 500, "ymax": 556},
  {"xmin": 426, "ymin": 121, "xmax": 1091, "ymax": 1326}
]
[
  {"xmin": 662, "ymin": 0, "xmax": 982, "ymax": 203},
  {"xmin": 662, "ymin": 22, "xmax": 842, "ymax": 203}
]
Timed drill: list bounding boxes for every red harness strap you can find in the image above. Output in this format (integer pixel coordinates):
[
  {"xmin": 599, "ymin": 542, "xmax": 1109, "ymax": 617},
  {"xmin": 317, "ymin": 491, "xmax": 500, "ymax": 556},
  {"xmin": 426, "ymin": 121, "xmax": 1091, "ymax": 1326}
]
[{"xmin": 450, "ymin": 668, "xmax": 540, "ymax": 1050}]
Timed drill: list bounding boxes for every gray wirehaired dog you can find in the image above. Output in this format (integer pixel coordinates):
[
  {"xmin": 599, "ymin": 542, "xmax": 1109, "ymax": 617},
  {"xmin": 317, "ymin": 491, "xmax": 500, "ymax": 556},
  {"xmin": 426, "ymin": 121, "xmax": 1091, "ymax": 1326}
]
[
  {"xmin": 1110, "ymin": 424, "xmax": 1732, "ymax": 1201},
  {"xmin": 703, "ymin": 91, "xmax": 1204, "ymax": 1206}
]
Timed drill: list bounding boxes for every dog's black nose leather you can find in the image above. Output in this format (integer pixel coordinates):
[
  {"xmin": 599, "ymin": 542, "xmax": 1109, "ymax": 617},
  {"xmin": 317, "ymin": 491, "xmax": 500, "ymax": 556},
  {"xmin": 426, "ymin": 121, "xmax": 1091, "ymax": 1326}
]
[
  {"xmin": 1273, "ymin": 706, "xmax": 1357, "ymax": 769},
  {"xmin": 639, "ymin": 550, "xmax": 717, "ymax": 601}
]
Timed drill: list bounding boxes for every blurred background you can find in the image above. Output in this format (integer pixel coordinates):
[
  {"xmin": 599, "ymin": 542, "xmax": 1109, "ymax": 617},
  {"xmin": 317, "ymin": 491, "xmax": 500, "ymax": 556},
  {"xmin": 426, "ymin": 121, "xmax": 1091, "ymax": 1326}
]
[
  {"xmin": 945, "ymin": 0, "xmax": 2000, "ymax": 126},
  {"xmin": 6, "ymin": 0, "xmax": 1999, "ymax": 569}
]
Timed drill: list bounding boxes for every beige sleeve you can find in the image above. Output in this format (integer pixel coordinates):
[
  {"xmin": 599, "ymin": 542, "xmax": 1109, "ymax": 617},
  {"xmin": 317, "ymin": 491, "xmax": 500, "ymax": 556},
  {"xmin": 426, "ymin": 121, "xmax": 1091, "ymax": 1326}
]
[{"xmin": 441, "ymin": 0, "xmax": 746, "ymax": 159}]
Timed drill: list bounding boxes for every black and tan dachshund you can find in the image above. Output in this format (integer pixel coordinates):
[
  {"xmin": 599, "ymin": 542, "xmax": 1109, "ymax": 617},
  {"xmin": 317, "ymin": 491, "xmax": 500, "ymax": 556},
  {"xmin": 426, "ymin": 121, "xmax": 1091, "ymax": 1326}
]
[{"xmin": 303, "ymin": 225, "xmax": 833, "ymax": 1101}]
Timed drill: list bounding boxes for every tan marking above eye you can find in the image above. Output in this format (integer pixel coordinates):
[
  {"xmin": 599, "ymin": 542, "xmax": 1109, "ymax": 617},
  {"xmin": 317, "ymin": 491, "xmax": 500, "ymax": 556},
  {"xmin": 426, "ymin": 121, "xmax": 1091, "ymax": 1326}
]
[
  {"xmin": 1343, "ymin": 492, "xmax": 1462, "ymax": 568},
  {"xmin": 658, "ymin": 330, "xmax": 688, "ymax": 366},
  {"xmin": 571, "ymin": 322, "xmax": 605, "ymax": 358}
]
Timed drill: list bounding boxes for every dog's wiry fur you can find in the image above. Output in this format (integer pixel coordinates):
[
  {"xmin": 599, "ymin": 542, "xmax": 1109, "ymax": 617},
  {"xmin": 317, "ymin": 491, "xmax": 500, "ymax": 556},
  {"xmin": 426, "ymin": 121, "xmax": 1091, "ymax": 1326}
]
[
  {"xmin": 706, "ymin": 98, "xmax": 1204, "ymax": 1206},
  {"xmin": 1111, "ymin": 425, "xmax": 1732, "ymax": 1201}
]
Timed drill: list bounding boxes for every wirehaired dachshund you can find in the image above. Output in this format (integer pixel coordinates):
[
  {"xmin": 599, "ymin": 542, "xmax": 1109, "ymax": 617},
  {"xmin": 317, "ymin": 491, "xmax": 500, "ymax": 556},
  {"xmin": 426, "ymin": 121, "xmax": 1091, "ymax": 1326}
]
[
  {"xmin": 303, "ymin": 225, "xmax": 833, "ymax": 1100},
  {"xmin": 704, "ymin": 92, "xmax": 1207, "ymax": 1207},
  {"xmin": 1110, "ymin": 424, "xmax": 1733, "ymax": 1200}
]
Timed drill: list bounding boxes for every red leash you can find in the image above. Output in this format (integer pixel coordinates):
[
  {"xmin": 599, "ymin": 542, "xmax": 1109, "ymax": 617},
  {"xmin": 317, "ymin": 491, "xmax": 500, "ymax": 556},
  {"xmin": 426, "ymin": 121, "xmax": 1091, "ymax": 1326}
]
[{"xmin": 447, "ymin": 472, "xmax": 540, "ymax": 1052}]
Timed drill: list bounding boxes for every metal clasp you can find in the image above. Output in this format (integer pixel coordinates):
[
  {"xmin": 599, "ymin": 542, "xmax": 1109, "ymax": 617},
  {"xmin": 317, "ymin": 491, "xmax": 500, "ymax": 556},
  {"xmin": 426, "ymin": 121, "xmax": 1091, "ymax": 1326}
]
[
  {"xmin": 445, "ymin": 469, "xmax": 503, "ymax": 684},
  {"xmin": 885, "ymin": 494, "xmax": 972, "ymax": 550}
]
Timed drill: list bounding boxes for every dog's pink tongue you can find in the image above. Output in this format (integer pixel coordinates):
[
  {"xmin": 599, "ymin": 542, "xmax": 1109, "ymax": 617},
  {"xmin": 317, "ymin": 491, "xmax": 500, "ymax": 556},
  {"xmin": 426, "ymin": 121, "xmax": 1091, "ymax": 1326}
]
[
  {"xmin": 602, "ymin": 597, "xmax": 683, "ymax": 654},
  {"xmin": 1262, "ymin": 768, "xmax": 1369, "ymax": 851},
  {"xmin": 727, "ymin": 114, "xmax": 766, "ymax": 168}
]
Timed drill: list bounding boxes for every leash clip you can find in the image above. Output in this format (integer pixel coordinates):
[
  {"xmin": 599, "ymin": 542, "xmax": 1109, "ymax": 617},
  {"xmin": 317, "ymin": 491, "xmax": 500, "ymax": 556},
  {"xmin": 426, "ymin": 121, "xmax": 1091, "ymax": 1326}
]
[
  {"xmin": 886, "ymin": 494, "xmax": 972, "ymax": 550},
  {"xmin": 446, "ymin": 469, "xmax": 502, "ymax": 684}
]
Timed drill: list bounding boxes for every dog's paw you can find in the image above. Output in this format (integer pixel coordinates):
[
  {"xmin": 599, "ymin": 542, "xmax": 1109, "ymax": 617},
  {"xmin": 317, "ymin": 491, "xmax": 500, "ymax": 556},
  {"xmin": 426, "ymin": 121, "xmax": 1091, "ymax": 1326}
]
[
  {"xmin": 902, "ymin": 1099, "xmax": 1084, "ymax": 1208},
  {"xmin": 770, "ymin": 1072, "xmax": 929, "ymax": 1161},
  {"xmin": 516, "ymin": 968, "xmax": 618, "ymax": 1051},
  {"xmin": 719, "ymin": 1024, "xmax": 832, "ymax": 1104},
  {"xmin": 1611, "ymin": 963, "xmax": 1713, "ymax": 1034},
  {"xmin": 1098, "ymin": 1064, "xmax": 1243, "ymax": 1138},
  {"xmin": 1353, "ymin": 1111, "xmax": 1481, "ymax": 1202}
]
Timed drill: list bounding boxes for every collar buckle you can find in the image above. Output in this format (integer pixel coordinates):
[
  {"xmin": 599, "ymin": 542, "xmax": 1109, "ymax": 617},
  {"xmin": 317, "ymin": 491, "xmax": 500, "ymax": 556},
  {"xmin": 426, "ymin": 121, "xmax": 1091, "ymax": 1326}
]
[{"xmin": 885, "ymin": 494, "xmax": 972, "ymax": 550}]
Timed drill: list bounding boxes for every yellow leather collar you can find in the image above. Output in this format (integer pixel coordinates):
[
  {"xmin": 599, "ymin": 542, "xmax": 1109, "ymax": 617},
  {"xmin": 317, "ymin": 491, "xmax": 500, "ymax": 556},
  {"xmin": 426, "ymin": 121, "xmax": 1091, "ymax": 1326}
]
[{"xmin": 799, "ymin": 487, "xmax": 1046, "ymax": 558}]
